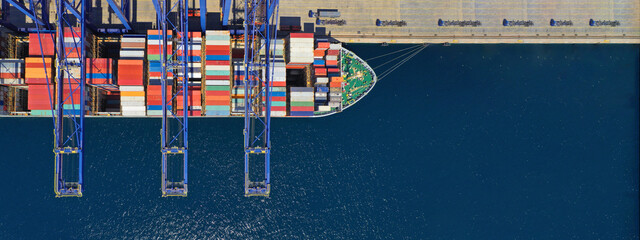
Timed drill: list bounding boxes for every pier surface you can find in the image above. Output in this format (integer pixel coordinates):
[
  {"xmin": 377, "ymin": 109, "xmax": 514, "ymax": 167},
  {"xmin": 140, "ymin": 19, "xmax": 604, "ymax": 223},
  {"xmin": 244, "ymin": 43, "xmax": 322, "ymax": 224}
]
[{"xmin": 277, "ymin": 0, "xmax": 640, "ymax": 43}]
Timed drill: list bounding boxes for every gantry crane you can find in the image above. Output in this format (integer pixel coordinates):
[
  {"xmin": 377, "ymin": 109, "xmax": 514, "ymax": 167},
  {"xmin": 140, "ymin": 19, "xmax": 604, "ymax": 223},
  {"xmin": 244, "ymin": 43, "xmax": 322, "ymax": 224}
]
[
  {"xmin": 51, "ymin": 0, "xmax": 87, "ymax": 197},
  {"xmin": 152, "ymin": 0, "xmax": 189, "ymax": 197},
  {"xmin": 242, "ymin": 0, "xmax": 279, "ymax": 197}
]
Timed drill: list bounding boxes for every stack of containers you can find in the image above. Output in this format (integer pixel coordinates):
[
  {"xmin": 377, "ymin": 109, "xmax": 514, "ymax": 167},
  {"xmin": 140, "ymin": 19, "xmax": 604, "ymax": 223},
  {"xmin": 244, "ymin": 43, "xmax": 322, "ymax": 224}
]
[
  {"xmin": 118, "ymin": 34, "xmax": 146, "ymax": 116},
  {"xmin": 29, "ymin": 32, "xmax": 55, "ymax": 57},
  {"xmin": 0, "ymin": 59, "xmax": 24, "ymax": 85},
  {"xmin": 60, "ymin": 27, "xmax": 91, "ymax": 115},
  {"xmin": 289, "ymin": 87, "xmax": 314, "ymax": 116},
  {"xmin": 85, "ymin": 58, "xmax": 115, "ymax": 113},
  {"xmin": 328, "ymin": 76, "xmax": 343, "ymax": 109},
  {"xmin": 204, "ymin": 30, "xmax": 231, "ymax": 116},
  {"xmin": 313, "ymin": 39, "xmax": 328, "ymax": 71},
  {"xmin": 61, "ymin": 59, "xmax": 89, "ymax": 115},
  {"xmin": 285, "ymin": 33, "xmax": 314, "ymax": 69},
  {"xmin": 326, "ymin": 43, "xmax": 341, "ymax": 68},
  {"xmin": 312, "ymin": 39, "xmax": 330, "ymax": 113},
  {"xmin": 85, "ymin": 58, "xmax": 116, "ymax": 88},
  {"xmin": 27, "ymin": 33, "xmax": 56, "ymax": 115},
  {"xmin": 260, "ymin": 39, "xmax": 287, "ymax": 117},
  {"xmin": 230, "ymin": 43, "xmax": 245, "ymax": 114},
  {"xmin": 327, "ymin": 43, "xmax": 342, "ymax": 110},
  {"xmin": 25, "ymin": 57, "xmax": 54, "ymax": 115},
  {"xmin": 146, "ymin": 30, "xmax": 173, "ymax": 116},
  {"xmin": 315, "ymin": 86, "xmax": 330, "ymax": 112},
  {"xmin": 176, "ymin": 32, "xmax": 202, "ymax": 116}
]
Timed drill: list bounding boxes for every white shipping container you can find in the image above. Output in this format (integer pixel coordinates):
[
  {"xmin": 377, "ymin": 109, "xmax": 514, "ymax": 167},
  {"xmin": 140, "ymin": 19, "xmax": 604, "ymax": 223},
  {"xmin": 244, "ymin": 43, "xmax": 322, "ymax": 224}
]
[
  {"xmin": 206, "ymin": 40, "xmax": 230, "ymax": 46},
  {"xmin": 122, "ymin": 111, "xmax": 147, "ymax": 116},
  {"xmin": 121, "ymin": 37, "xmax": 146, "ymax": 43},
  {"xmin": 188, "ymin": 63, "xmax": 202, "ymax": 68},
  {"xmin": 290, "ymin": 92, "xmax": 314, "ymax": 97},
  {"xmin": 120, "ymin": 51, "xmax": 145, "ymax": 58},
  {"xmin": 328, "ymin": 101, "xmax": 341, "ymax": 108},
  {"xmin": 289, "ymin": 38, "xmax": 314, "ymax": 43},
  {"xmin": 122, "ymin": 106, "xmax": 146, "ymax": 112},
  {"xmin": 206, "ymin": 80, "xmax": 230, "ymax": 85},
  {"xmin": 146, "ymin": 40, "xmax": 164, "ymax": 45},
  {"xmin": 206, "ymin": 65, "xmax": 230, "ymax": 70},
  {"xmin": 318, "ymin": 105, "xmax": 332, "ymax": 111},
  {"xmin": 120, "ymin": 101, "xmax": 145, "ymax": 106},
  {"xmin": 325, "ymin": 55, "xmax": 338, "ymax": 61},
  {"xmin": 290, "ymin": 97, "xmax": 314, "ymax": 102},
  {"xmin": 120, "ymin": 96, "xmax": 145, "ymax": 101},
  {"xmin": 119, "ymin": 86, "xmax": 144, "ymax": 91},
  {"xmin": 271, "ymin": 111, "xmax": 286, "ymax": 117},
  {"xmin": 206, "ymin": 30, "xmax": 230, "ymax": 35},
  {"xmin": 316, "ymin": 77, "xmax": 329, "ymax": 83}
]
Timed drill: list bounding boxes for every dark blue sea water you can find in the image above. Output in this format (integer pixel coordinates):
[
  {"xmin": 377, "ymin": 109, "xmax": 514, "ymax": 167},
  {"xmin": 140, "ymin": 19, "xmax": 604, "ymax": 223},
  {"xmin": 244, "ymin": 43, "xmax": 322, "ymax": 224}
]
[{"xmin": 0, "ymin": 44, "xmax": 638, "ymax": 239}]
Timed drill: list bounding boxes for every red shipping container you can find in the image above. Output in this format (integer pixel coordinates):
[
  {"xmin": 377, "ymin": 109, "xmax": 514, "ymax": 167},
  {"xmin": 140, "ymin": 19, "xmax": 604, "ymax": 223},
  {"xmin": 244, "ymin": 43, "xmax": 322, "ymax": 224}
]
[
  {"xmin": 286, "ymin": 64, "xmax": 307, "ymax": 69},
  {"xmin": 290, "ymin": 33, "xmax": 314, "ymax": 38},
  {"xmin": 25, "ymin": 62, "xmax": 53, "ymax": 68},
  {"xmin": 327, "ymin": 50, "xmax": 339, "ymax": 55},
  {"xmin": 327, "ymin": 68, "xmax": 340, "ymax": 73},
  {"xmin": 290, "ymin": 106, "xmax": 314, "ymax": 111},
  {"xmin": 317, "ymin": 42, "xmax": 330, "ymax": 48},
  {"xmin": 0, "ymin": 73, "xmax": 22, "ymax": 78},
  {"xmin": 206, "ymin": 60, "xmax": 230, "ymax": 65},
  {"xmin": 206, "ymin": 50, "xmax": 229, "ymax": 56},
  {"xmin": 29, "ymin": 33, "xmax": 56, "ymax": 56},
  {"xmin": 270, "ymin": 106, "xmax": 286, "ymax": 111},
  {"xmin": 207, "ymin": 75, "xmax": 230, "ymax": 80},
  {"xmin": 272, "ymin": 81, "xmax": 287, "ymax": 87},
  {"xmin": 205, "ymin": 100, "xmax": 230, "ymax": 105},
  {"xmin": 118, "ymin": 78, "xmax": 143, "ymax": 86},
  {"xmin": 326, "ymin": 60, "xmax": 338, "ymax": 66},
  {"xmin": 25, "ymin": 78, "xmax": 52, "ymax": 84},
  {"xmin": 270, "ymin": 96, "xmax": 287, "ymax": 101},
  {"xmin": 147, "ymin": 29, "xmax": 174, "ymax": 35},
  {"xmin": 206, "ymin": 90, "xmax": 229, "ymax": 96},
  {"xmin": 177, "ymin": 111, "xmax": 202, "ymax": 116},
  {"xmin": 206, "ymin": 46, "xmax": 229, "ymax": 51},
  {"xmin": 331, "ymin": 76, "xmax": 344, "ymax": 82},
  {"xmin": 177, "ymin": 50, "xmax": 201, "ymax": 56},
  {"xmin": 329, "ymin": 82, "xmax": 342, "ymax": 88}
]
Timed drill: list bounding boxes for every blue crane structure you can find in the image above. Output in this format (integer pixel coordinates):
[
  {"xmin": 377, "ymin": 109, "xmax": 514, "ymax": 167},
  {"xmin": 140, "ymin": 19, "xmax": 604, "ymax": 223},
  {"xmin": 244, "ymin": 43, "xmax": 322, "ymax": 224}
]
[
  {"xmin": 243, "ymin": 0, "xmax": 279, "ymax": 197},
  {"xmin": 152, "ymin": 0, "xmax": 189, "ymax": 197},
  {"xmin": 49, "ymin": 0, "xmax": 87, "ymax": 197}
]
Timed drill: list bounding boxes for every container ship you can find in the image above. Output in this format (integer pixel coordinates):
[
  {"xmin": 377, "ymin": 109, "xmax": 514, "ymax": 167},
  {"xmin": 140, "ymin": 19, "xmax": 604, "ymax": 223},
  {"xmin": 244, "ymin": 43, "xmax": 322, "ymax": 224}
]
[{"xmin": 0, "ymin": 31, "xmax": 376, "ymax": 118}]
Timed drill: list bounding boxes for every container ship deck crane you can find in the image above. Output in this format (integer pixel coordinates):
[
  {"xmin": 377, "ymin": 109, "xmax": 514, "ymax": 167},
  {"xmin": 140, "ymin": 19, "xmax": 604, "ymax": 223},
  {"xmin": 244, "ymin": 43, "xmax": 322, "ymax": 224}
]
[
  {"xmin": 242, "ymin": 0, "xmax": 279, "ymax": 197},
  {"xmin": 152, "ymin": 0, "xmax": 189, "ymax": 197}
]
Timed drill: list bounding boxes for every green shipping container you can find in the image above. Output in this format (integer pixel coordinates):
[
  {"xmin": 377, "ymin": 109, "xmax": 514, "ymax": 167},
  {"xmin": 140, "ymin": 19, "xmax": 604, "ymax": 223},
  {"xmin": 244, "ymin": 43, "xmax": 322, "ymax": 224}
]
[
  {"xmin": 206, "ymin": 35, "xmax": 231, "ymax": 41},
  {"xmin": 31, "ymin": 110, "xmax": 53, "ymax": 116},
  {"xmin": 290, "ymin": 101, "xmax": 314, "ymax": 107},
  {"xmin": 271, "ymin": 101, "xmax": 286, "ymax": 107},
  {"xmin": 206, "ymin": 105, "xmax": 230, "ymax": 111},
  {"xmin": 206, "ymin": 70, "xmax": 230, "ymax": 76},
  {"xmin": 206, "ymin": 85, "xmax": 230, "ymax": 91}
]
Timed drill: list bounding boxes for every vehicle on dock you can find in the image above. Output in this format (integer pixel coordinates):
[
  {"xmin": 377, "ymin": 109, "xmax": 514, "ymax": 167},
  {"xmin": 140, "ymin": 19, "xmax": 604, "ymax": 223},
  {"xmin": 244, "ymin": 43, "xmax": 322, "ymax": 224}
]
[{"xmin": 376, "ymin": 19, "xmax": 407, "ymax": 27}]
